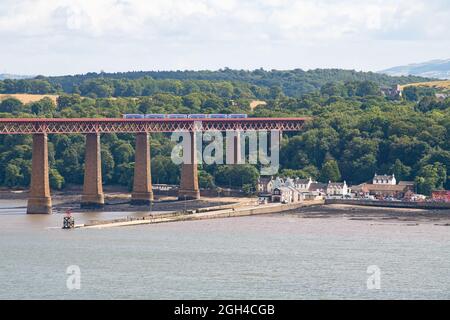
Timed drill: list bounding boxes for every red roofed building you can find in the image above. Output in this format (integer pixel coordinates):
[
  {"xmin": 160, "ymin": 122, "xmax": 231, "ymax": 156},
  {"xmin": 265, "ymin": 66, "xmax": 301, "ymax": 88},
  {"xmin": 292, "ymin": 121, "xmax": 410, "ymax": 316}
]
[{"xmin": 431, "ymin": 190, "xmax": 450, "ymax": 202}]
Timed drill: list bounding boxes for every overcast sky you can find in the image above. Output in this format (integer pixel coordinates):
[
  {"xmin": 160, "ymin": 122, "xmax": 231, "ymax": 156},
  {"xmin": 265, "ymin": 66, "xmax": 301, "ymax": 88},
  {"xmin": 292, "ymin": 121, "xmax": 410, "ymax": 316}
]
[{"xmin": 0, "ymin": 0, "xmax": 449, "ymax": 76}]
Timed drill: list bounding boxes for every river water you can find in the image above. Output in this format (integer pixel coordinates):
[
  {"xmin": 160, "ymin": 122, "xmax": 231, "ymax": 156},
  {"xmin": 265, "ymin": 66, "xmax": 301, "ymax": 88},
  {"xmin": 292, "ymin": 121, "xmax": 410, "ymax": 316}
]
[{"xmin": 0, "ymin": 199, "xmax": 449, "ymax": 299}]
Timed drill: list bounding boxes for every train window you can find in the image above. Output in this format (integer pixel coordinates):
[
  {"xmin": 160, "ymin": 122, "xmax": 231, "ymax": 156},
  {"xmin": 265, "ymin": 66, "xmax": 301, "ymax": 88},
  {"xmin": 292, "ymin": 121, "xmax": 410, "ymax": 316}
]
[
  {"xmin": 167, "ymin": 114, "xmax": 188, "ymax": 119},
  {"xmin": 209, "ymin": 114, "xmax": 228, "ymax": 119},
  {"xmin": 188, "ymin": 114, "xmax": 207, "ymax": 119},
  {"xmin": 145, "ymin": 114, "xmax": 165, "ymax": 119},
  {"xmin": 228, "ymin": 114, "xmax": 248, "ymax": 118},
  {"xmin": 123, "ymin": 114, "xmax": 145, "ymax": 119}
]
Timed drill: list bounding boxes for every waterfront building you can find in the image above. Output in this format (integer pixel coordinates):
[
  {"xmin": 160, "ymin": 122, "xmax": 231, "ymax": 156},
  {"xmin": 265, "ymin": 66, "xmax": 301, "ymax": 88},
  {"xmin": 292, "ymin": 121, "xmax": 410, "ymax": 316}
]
[
  {"xmin": 431, "ymin": 190, "xmax": 450, "ymax": 202},
  {"xmin": 403, "ymin": 190, "xmax": 427, "ymax": 201},
  {"xmin": 308, "ymin": 182, "xmax": 327, "ymax": 194},
  {"xmin": 272, "ymin": 187, "xmax": 291, "ymax": 203},
  {"xmin": 271, "ymin": 177, "xmax": 303, "ymax": 203},
  {"xmin": 372, "ymin": 173, "xmax": 396, "ymax": 185},
  {"xmin": 258, "ymin": 176, "xmax": 315, "ymax": 194},
  {"xmin": 352, "ymin": 181, "xmax": 414, "ymax": 199},
  {"xmin": 357, "ymin": 173, "xmax": 416, "ymax": 199},
  {"xmin": 305, "ymin": 182, "xmax": 327, "ymax": 200},
  {"xmin": 294, "ymin": 177, "xmax": 314, "ymax": 192},
  {"xmin": 260, "ymin": 176, "xmax": 354, "ymax": 202},
  {"xmin": 326, "ymin": 181, "xmax": 349, "ymax": 196},
  {"xmin": 271, "ymin": 186, "xmax": 302, "ymax": 203},
  {"xmin": 257, "ymin": 176, "xmax": 274, "ymax": 193}
]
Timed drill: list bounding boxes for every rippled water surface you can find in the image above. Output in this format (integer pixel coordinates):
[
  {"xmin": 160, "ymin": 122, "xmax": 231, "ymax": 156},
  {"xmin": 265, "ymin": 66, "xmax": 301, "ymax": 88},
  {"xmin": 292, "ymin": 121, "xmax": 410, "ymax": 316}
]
[{"xmin": 0, "ymin": 200, "xmax": 449, "ymax": 299}]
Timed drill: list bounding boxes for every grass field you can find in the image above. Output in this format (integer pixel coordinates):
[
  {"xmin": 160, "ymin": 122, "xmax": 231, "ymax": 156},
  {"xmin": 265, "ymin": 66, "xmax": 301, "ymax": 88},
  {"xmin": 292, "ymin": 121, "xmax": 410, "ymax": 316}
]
[
  {"xmin": 0, "ymin": 93, "xmax": 58, "ymax": 104},
  {"xmin": 400, "ymin": 80, "xmax": 450, "ymax": 91}
]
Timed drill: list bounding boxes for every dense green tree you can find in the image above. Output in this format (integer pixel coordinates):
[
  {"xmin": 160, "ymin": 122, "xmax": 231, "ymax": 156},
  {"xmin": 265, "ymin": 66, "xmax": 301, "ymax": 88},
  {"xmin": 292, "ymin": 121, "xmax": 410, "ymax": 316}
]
[
  {"xmin": 403, "ymin": 86, "xmax": 419, "ymax": 101},
  {"xmin": 417, "ymin": 96, "xmax": 441, "ymax": 113},
  {"xmin": 356, "ymin": 81, "xmax": 380, "ymax": 97},
  {"xmin": 113, "ymin": 142, "xmax": 134, "ymax": 164},
  {"xmin": 320, "ymin": 82, "xmax": 347, "ymax": 97},
  {"xmin": 390, "ymin": 159, "xmax": 412, "ymax": 181},
  {"xmin": 215, "ymin": 165, "xmax": 259, "ymax": 189},
  {"xmin": 242, "ymin": 184, "xmax": 255, "ymax": 195},
  {"xmin": 57, "ymin": 94, "xmax": 82, "ymax": 109},
  {"xmin": 57, "ymin": 146, "xmax": 83, "ymax": 184},
  {"xmin": 151, "ymin": 155, "xmax": 180, "ymax": 185},
  {"xmin": 4, "ymin": 163, "xmax": 22, "ymax": 187},
  {"xmin": 115, "ymin": 163, "xmax": 134, "ymax": 189},
  {"xmin": 319, "ymin": 159, "xmax": 341, "ymax": 182},
  {"xmin": 415, "ymin": 163, "xmax": 447, "ymax": 195},
  {"xmin": 79, "ymin": 79, "xmax": 114, "ymax": 98},
  {"xmin": 101, "ymin": 149, "xmax": 115, "ymax": 183},
  {"xmin": 50, "ymin": 168, "xmax": 65, "ymax": 189},
  {"xmin": 0, "ymin": 98, "xmax": 23, "ymax": 114},
  {"xmin": 199, "ymin": 170, "xmax": 215, "ymax": 189},
  {"xmin": 30, "ymin": 97, "xmax": 56, "ymax": 116}
]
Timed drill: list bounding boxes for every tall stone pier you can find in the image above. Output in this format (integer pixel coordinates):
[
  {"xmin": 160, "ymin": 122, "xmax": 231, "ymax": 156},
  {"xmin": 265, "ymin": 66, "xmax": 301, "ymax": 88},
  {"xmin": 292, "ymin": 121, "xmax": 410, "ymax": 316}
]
[
  {"xmin": 81, "ymin": 133, "xmax": 104, "ymax": 208},
  {"xmin": 178, "ymin": 131, "xmax": 200, "ymax": 200},
  {"xmin": 226, "ymin": 130, "xmax": 242, "ymax": 164},
  {"xmin": 27, "ymin": 133, "xmax": 52, "ymax": 214},
  {"xmin": 131, "ymin": 133, "xmax": 153, "ymax": 205}
]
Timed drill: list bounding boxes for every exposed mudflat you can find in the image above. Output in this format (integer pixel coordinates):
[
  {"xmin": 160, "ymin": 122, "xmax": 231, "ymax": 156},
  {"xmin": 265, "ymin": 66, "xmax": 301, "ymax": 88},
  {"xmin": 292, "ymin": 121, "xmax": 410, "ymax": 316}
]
[{"xmin": 288, "ymin": 204, "xmax": 450, "ymax": 225}]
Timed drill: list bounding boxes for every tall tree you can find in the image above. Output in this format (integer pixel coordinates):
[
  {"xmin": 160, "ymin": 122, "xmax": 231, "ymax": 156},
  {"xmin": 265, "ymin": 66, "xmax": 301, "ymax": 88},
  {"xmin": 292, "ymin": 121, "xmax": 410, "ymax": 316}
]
[{"xmin": 319, "ymin": 159, "xmax": 341, "ymax": 182}]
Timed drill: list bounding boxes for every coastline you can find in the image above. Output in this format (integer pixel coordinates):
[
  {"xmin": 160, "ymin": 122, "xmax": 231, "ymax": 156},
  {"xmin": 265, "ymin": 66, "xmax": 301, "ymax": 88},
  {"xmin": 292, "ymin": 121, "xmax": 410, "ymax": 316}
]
[{"xmin": 2, "ymin": 189, "xmax": 450, "ymax": 226}]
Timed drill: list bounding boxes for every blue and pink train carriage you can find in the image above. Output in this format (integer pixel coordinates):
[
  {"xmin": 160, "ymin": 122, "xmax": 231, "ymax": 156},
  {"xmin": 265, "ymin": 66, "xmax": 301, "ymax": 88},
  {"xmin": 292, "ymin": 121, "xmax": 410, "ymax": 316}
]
[{"xmin": 123, "ymin": 114, "xmax": 248, "ymax": 119}]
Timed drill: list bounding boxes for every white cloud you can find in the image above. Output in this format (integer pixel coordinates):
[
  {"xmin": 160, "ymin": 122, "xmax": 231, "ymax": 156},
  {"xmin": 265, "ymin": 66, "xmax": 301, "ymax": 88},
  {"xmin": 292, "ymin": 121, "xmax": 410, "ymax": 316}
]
[
  {"xmin": 1, "ymin": 0, "xmax": 448, "ymax": 40},
  {"xmin": 0, "ymin": 0, "xmax": 449, "ymax": 74}
]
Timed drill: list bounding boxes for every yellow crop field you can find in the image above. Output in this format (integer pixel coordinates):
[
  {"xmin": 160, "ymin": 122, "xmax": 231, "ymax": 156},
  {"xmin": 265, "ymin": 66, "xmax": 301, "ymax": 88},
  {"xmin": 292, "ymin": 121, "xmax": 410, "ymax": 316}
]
[
  {"xmin": 0, "ymin": 93, "xmax": 58, "ymax": 104},
  {"xmin": 400, "ymin": 80, "xmax": 450, "ymax": 90},
  {"xmin": 249, "ymin": 100, "xmax": 267, "ymax": 110}
]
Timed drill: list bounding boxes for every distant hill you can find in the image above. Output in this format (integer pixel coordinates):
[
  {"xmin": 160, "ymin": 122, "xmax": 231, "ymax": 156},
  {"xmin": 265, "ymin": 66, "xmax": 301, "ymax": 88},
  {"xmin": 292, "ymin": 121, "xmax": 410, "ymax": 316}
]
[
  {"xmin": 45, "ymin": 68, "xmax": 432, "ymax": 97},
  {"xmin": 380, "ymin": 59, "xmax": 450, "ymax": 79},
  {"xmin": 0, "ymin": 73, "xmax": 34, "ymax": 80}
]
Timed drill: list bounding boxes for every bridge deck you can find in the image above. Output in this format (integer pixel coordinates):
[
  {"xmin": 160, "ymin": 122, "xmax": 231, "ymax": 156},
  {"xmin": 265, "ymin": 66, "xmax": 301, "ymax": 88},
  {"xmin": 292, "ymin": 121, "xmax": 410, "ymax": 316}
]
[{"xmin": 0, "ymin": 118, "xmax": 309, "ymax": 134}]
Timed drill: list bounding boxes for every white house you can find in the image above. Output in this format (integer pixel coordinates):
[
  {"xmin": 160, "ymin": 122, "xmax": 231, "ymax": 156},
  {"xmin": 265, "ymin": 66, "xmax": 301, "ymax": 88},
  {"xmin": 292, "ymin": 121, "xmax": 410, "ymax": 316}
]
[
  {"xmin": 261, "ymin": 176, "xmax": 338, "ymax": 203},
  {"xmin": 263, "ymin": 177, "xmax": 304, "ymax": 203},
  {"xmin": 326, "ymin": 181, "xmax": 349, "ymax": 196},
  {"xmin": 373, "ymin": 174, "xmax": 396, "ymax": 185},
  {"xmin": 272, "ymin": 186, "xmax": 302, "ymax": 203},
  {"xmin": 294, "ymin": 177, "xmax": 313, "ymax": 192},
  {"xmin": 259, "ymin": 176, "xmax": 318, "ymax": 194},
  {"xmin": 258, "ymin": 176, "xmax": 286, "ymax": 193},
  {"xmin": 272, "ymin": 187, "xmax": 292, "ymax": 203}
]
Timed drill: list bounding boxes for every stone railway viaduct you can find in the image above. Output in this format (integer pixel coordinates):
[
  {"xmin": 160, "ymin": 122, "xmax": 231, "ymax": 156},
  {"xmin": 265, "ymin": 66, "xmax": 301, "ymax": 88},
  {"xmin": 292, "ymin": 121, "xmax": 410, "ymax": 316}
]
[{"xmin": 0, "ymin": 118, "xmax": 307, "ymax": 214}]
